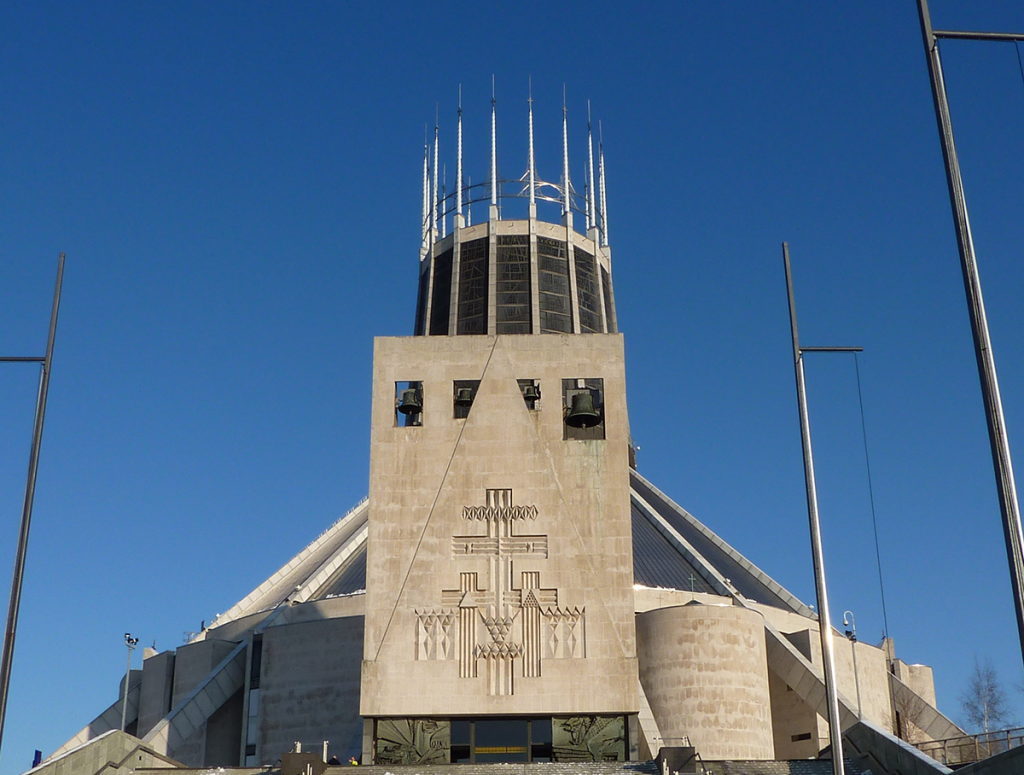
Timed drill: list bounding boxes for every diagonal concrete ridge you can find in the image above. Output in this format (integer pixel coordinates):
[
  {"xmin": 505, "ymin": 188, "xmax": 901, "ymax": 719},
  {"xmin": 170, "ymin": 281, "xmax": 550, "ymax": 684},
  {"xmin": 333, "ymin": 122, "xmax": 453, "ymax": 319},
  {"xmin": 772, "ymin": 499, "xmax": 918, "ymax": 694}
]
[
  {"xmin": 293, "ymin": 521, "xmax": 368, "ymax": 603},
  {"xmin": 630, "ymin": 469, "xmax": 815, "ymax": 618},
  {"xmin": 635, "ymin": 678, "xmax": 664, "ymax": 760},
  {"xmin": 142, "ymin": 640, "xmax": 247, "ymax": 754},
  {"xmin": 29, "ymin": 729, "xmax": 184, "ymax": 775},
  {"xmin": 143, "ymin": 588, "xmax": 301, "ymax": 755},
  {"xmin": 44, "ymin": 673, "xmax": 142, "ymax": 760},
  {"xmin": 762, "ymin": 618, "xmax": 861, "ymax": 731},
  {"xmin": 203, "ymin": 498, "xmax": 369, "ymax": 634},
  {"xmin": 630, "ymin": 490, "xmax": 734, "ymax": 598},
  {"xmin": 889, "ymin": 673, "xmax": 964, "ymax": 742},
  {"xmin": 844, "ymin": 720, "xmax": 953, "ymax": 775}
]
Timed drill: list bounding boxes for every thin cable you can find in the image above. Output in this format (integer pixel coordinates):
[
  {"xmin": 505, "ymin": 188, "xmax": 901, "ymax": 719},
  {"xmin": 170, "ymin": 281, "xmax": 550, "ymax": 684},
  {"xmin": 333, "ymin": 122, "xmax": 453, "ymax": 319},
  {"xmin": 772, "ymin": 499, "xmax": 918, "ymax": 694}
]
[
  {"xmin": 371, "ymin": 338, "xmax": 499, "ymax": 660},
  {"xmin": 854, "ymin": 353, "xmax": 891, "ymax": 641},
  {"xmin": 1016, "ymin": 42, "xmax": 1024, "ymax": 103}
]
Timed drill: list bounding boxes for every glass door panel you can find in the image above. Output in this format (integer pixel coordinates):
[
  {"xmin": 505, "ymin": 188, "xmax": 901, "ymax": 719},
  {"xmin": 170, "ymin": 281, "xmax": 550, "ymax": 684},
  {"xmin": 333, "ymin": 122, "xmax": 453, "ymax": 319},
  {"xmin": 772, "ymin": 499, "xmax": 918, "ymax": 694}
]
[{"xmin": 473, "ymin": 718, "xmax": 528, "ymax": 763}]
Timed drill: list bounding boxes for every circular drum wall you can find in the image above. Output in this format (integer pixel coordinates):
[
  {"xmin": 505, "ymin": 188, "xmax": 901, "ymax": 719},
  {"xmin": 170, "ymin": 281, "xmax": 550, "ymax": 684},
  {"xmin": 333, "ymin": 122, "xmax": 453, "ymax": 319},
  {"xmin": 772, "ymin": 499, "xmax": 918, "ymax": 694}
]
[{"xmin": 636, "ymin": 604, "xmax": 774, "ymax": 760}]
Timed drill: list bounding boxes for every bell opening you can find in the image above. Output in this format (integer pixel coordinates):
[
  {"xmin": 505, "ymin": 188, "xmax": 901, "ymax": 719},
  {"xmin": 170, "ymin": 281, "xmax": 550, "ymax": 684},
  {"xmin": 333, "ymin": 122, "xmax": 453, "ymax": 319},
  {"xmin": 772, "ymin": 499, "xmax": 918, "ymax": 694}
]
[
  {"xmin": 562, "ymin": 379, "xmax": 605, "ymax": 440},
  {"xmin": 453, "ymin": 380, "xmax": 480, "ymax": 419},
  {"xmin": 518, "ymin": 379, "xmax": 541, "ymax": 411},
  {"xmin": 395, "ymin": 381, "xmax": 424, "ymax": 427}
]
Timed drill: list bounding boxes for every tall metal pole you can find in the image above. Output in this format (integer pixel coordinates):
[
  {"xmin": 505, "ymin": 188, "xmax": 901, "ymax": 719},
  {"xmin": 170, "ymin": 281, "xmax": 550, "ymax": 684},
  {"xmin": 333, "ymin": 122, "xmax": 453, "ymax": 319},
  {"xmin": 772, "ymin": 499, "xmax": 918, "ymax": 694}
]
[
  {"xmin": 784, "ymin": 243, "xmax": 845, "ymax": 775},
  {"xmin": 843, "ymin": 611, "xmax": 863, "ymax": 719},
  {"xmin": 121, "ymin": 633, "xmax": 138, "ymax": 732},
  {"xmin": 0, "ymin": 253, "xmax": 65, "ymax": 757},
  {"xmin": 916, "ymin": 0, "xmax": 1024, "ymax": 669}
]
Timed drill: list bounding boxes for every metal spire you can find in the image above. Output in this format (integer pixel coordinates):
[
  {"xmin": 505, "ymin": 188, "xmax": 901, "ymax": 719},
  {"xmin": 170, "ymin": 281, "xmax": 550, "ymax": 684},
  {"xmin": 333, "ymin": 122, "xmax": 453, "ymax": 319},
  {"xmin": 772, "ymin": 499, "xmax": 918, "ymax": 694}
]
[
  {"xmin": 598, "ymin": 121, "xmax": 608, "ymax": 246},
  {"xmin": 584, "ymin": 158, "xmax": 591, "ymax": 230},
  {"xmin": 490, "ymin": 76, "xmax": 498, "ymax": 213},
  {"xmin": 441, "ymin": 164, "xmax": 447, "ymax": 238},
  {"xmin": 431, "ymin": 113, "xmax": 439, "ymax": 242},
  {"xmin": 421, "ymin": 138, "xmax": 430, "ymax": 254},
  {"xmin": 466, "ymin": 176, "xmax": 472, "ymax": 226},
  {"xmin": 456, "ymin": 86, "xmax": 463, "ymax": 222},
  {"xmin": 528, "ymin": 78, "xmax": 536, "ymax": 209},
  {"xmin": 587, "ymin": 101, "xmax": 597, "ymax": 232},
  {"xmin": 561, "ymin": 87, "xmax": 570, "ymax": 217}
]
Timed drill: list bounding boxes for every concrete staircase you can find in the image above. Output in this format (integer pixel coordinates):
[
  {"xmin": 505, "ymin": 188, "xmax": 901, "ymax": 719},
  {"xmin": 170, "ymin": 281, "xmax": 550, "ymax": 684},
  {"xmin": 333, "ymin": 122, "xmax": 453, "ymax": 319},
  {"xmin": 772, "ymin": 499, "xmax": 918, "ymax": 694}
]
[{"xmin": 312, "ymin": 764, "xmax": 659, "ymax": 775}]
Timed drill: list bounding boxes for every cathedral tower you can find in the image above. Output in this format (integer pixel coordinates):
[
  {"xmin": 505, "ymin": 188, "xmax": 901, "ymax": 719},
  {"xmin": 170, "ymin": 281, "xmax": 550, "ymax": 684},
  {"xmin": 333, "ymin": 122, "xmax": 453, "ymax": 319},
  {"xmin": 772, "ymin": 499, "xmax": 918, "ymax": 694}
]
[{"xmin": 361, "ymin": 92, "xmax": 639, "ymax": 764}]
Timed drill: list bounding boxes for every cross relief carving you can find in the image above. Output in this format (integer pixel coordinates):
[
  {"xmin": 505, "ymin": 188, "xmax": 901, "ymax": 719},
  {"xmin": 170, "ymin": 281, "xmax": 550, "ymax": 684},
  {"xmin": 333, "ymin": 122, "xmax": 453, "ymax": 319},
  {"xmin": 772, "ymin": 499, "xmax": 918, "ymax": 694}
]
[{"xmin": 415, "ymin": 489, "xmax": 586, "ymax": 696}]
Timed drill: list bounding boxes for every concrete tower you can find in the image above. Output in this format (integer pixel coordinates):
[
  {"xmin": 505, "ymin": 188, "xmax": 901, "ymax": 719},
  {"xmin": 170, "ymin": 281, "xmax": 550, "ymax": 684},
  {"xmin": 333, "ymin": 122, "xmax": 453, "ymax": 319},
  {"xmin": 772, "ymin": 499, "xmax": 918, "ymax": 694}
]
[{"xmin": 362, "ymin": 93, "xmax": 638, "ymax": 764}]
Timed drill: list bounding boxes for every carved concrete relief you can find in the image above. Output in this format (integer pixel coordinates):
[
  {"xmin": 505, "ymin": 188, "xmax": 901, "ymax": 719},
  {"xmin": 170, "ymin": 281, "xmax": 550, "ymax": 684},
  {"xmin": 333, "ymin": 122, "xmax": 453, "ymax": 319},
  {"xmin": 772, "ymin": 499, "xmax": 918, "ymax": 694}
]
[
  {"xmin": 552, "ymin": 716, "xmax": 626, "ymax": 762},
  {"xmin": 416, "ymin": 489, "xmax": 586, "ymax": 695},
  {"xmin": 375, "ymin": 718, "xmax": 451, "ymax": 765},
  {"xmin": 414, "ymin": 609, "xmax": 455, "ymax": 661},
  {"xmin": 543, "ymin": 606, "xmax": 585, "ymax": 659}
]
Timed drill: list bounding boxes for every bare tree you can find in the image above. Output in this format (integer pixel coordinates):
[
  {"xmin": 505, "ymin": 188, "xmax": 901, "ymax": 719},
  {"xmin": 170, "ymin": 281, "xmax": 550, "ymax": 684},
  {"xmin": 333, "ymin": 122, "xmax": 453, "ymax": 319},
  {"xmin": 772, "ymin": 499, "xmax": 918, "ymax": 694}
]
[
  {"xmin": 894, "ymin": 688, "xmax": 927, "ymax": 744},
  {"xmin": 960, "ymin": 657, "xmax": 1012, "ymax": 734}
]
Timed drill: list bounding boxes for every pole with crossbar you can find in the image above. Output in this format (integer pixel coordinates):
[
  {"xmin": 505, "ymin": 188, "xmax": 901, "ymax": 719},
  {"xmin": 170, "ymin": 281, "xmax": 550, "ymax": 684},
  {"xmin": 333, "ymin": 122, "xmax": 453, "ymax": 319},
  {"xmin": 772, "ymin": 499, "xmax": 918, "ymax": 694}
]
[
  {"xmin": 0, "ymin": 253, "xmax": 65, "ymax": 759},
  {"xmin": 916, "ymin": 0, "xmax": 1024, "ymax": 671},
  {"xmin": 784, "ymin": 243, "xmax": 865, "ymax": 775}
]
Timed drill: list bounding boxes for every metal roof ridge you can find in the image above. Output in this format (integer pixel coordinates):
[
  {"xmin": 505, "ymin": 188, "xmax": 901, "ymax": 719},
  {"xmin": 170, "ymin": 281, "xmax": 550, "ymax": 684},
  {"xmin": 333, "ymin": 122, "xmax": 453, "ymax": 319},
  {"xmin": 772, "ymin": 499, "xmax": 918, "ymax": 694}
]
[
  {"xmin": 294, "ymin": 521, "xmax": 369, "ymax": 603},
  {"xmin": 630, "ymin": 469, "xmax": 814, "ymax": 618},
  {"xmin": 202, "ymin": 499, "xmax": 370, "ymax": 633},
  {"xmin": 630, "ymin": 488, "xmax": 735, "ymax": 599}
]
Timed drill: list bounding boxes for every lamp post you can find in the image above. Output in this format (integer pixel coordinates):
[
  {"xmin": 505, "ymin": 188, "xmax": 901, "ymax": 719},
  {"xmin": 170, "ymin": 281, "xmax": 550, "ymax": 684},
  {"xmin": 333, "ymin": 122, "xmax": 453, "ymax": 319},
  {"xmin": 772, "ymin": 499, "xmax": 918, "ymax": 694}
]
[
  {"xmin": 843, "ymin": 611, "xmax": 862, "ymax": 719},
  {"xmin": 916, "ymin": 0, "xmax": 1024, "ymax": 672},
  {"xmin": 0, "ymin": 254, "xmax": 65, "ymax": 759},
  {"xmin": 784, "ymin": 243, "xmax": 863, "ymax": 775},
  {"xmin": 121, "ymin": 633, "xmax": 139, "ymax": 732}
]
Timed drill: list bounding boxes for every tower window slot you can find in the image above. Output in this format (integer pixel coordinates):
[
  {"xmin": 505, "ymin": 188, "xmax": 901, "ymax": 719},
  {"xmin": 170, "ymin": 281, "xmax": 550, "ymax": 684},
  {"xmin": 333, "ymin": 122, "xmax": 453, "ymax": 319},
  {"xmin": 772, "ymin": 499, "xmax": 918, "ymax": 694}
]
[
  {"xmin": 496, "ymin": 235, "xmax": 532, "ymax": 334},
  {"xmin": 457, "ymin": 238, "xmax": 488, "ymax": 335},
  {"xmin": 601, "ymin": 265, "xmax": 617, "ymax": 333},
  {"xmin": 538, "ymin": 237, "xmax": 572, "ymax": 334},
  {"xmin": 574, "ymin": 248, "xmax": 601, "ymax": 333},
  {"xmin": 518, "ymin": 379, "xmax": 541, "ymax": 410},
  {"xmin": 453, "ymin": 380, "xmax": 480, "ymax": 419},
  {"xmin": 562, "ymin": 379, "xmax": 605, "ymax": 440},
  {"xmin": 396, "ymin": 381, "xmax": 424, "ymax": 427},
  {"xmin": 429, "ymin": 248, "xmax": 453, "ymax": 335}
]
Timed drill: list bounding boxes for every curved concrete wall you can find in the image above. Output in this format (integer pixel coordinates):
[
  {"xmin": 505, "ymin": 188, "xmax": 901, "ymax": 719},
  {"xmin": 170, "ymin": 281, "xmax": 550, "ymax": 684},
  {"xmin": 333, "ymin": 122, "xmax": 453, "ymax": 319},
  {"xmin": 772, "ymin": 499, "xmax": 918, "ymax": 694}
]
[{"xmin": 636, "ymin": 603, "xmax": 774, "ymax": 760}]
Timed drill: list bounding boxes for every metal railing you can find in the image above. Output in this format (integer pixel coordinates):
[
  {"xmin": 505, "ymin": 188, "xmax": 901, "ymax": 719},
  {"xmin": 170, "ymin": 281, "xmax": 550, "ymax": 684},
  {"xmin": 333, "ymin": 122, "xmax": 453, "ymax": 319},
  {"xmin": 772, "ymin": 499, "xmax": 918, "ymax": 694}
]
[
  {"xmin": 653, "ymin": 738, "xmax": 709, "ymax": 775},
  {"xmin": 914, "ymin": 727, "xmax": 1024, "ymax": 766}
]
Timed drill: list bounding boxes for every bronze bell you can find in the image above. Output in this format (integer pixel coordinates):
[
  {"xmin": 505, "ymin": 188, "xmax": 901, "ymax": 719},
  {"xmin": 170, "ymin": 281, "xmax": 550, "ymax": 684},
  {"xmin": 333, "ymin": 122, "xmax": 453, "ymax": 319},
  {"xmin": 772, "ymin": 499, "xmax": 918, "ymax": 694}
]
[
  {"xmin": 398, "ymin": 388, "xmax": 422, "ymax": 415},
  {"xmin": 454, "ymin": 387, "xmax": 474, "ymax": 407},
  {"xmin": 565, "ymin": 391, "xmax": 600, "ymax": 428},
  {"xmin": 522, "ymin": 384, "xmax": 541, "ymax": 403}
]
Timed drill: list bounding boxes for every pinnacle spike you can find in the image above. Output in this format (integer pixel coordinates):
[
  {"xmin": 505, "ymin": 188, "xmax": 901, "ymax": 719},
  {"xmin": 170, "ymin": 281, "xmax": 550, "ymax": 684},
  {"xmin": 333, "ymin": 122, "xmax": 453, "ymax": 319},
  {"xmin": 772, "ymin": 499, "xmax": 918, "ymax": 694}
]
[
  {"xmin": 457, "ymin": 86, "xmax": 463, "ymax": 220},
  {"xmin": 562, "ymin": 92, "xmax": 570, "ymax": 217},
  {"xmin": 587, "ymin": 101, "xmax": 596, "ymax": 230},
  {"xmin": 528, "ymin": 79, "xmax": 536, "ymax": 208},
  {"xmin": 432, "ymin": 122, "xmax": 439, "ymax": 241},
  {"xmin": 490, "ymin": 77, "xmax": 498, "ymax": 212}
]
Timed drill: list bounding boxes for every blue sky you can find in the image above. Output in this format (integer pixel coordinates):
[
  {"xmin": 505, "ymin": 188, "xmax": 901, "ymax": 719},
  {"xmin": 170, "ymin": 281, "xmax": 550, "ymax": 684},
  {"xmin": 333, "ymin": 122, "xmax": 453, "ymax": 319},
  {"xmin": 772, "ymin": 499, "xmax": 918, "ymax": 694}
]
[{"xmin": 3, "ymin": 1, "xmax": 1024, "ymax": 769}]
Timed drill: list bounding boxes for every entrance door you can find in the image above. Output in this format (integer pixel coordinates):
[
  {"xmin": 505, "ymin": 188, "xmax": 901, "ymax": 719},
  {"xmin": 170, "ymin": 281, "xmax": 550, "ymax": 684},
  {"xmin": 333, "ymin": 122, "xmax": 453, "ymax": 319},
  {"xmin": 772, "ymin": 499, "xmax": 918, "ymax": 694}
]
[
  {"xmin": 450, "ymin": 717, "xmax": 555, "ymax": 763},
  {"xmin": 474, "ymin": 718, "xmax": 528, "ymax": 762}
]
